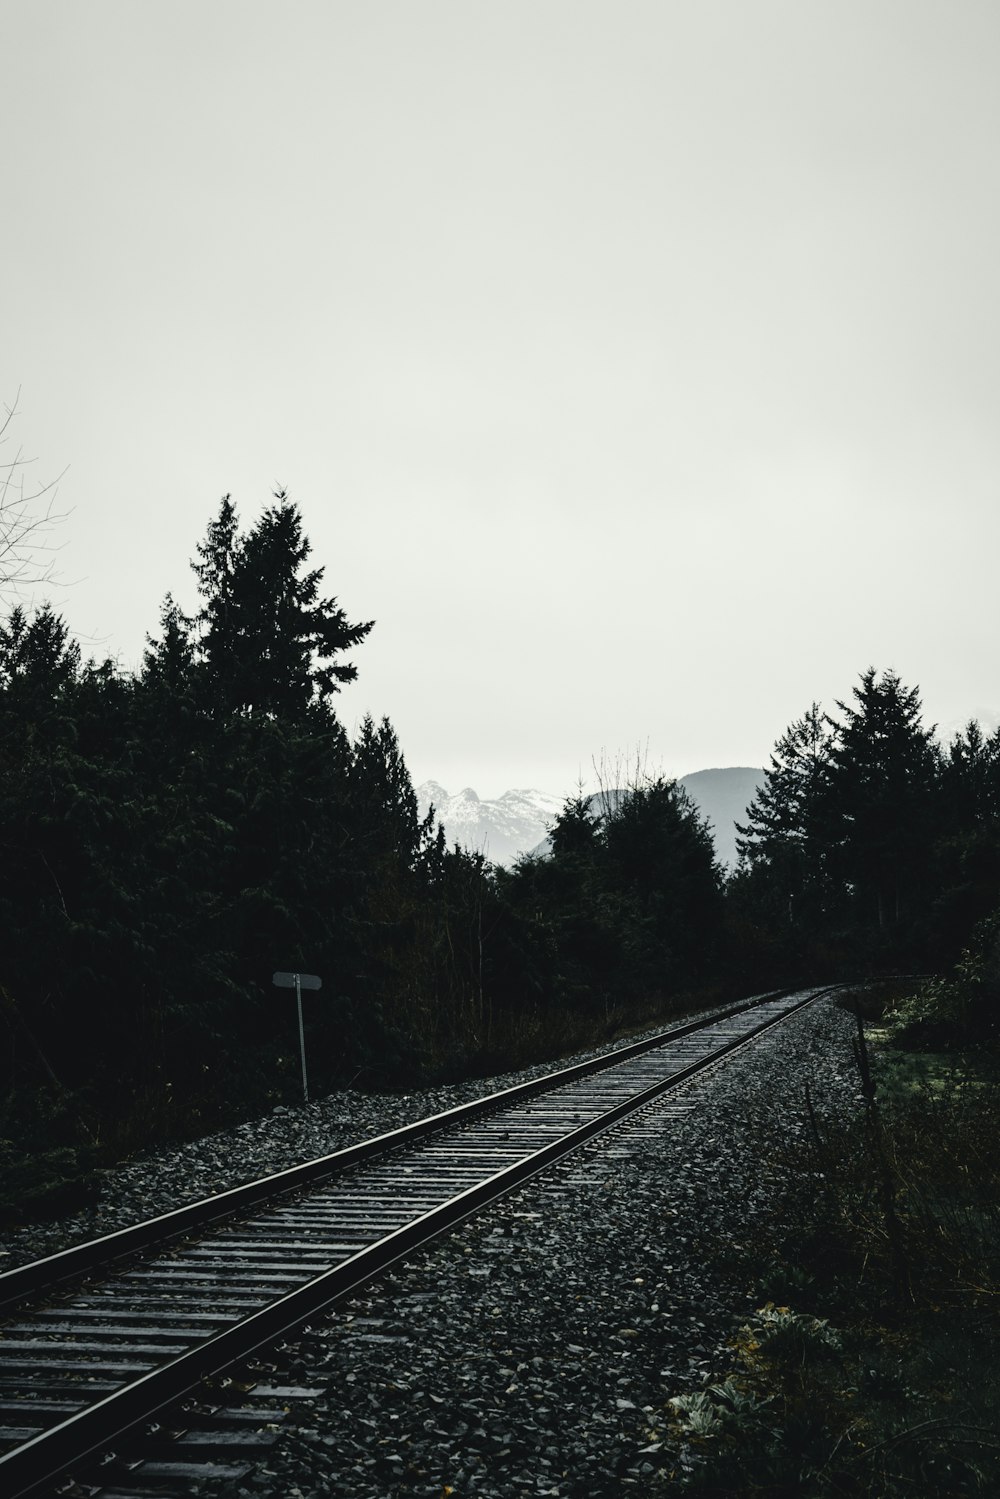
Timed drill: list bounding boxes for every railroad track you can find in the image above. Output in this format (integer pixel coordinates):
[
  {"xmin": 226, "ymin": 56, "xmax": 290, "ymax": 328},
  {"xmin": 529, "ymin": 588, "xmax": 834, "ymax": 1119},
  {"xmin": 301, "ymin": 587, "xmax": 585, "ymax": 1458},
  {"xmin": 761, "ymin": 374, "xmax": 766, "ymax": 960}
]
[{"xmin": 0, "ymin": 986, "xmax": 833, "ymax": 1497}]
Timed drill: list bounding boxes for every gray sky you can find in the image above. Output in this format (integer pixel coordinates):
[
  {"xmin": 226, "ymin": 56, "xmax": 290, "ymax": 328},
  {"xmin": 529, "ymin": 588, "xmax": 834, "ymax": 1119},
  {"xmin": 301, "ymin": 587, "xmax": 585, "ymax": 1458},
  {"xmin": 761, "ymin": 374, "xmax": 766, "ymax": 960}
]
[{"xmin": 6, "ymin": 1, "xmax": 999, "ymax": 798}]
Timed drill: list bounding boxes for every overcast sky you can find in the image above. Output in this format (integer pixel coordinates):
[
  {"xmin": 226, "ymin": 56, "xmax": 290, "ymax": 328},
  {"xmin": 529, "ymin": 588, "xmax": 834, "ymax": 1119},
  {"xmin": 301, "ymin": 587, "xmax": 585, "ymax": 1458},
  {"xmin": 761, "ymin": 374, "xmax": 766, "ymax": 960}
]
[{"xmin": 6, "ymin": 1, "xmax": 999, "ymax": 798}]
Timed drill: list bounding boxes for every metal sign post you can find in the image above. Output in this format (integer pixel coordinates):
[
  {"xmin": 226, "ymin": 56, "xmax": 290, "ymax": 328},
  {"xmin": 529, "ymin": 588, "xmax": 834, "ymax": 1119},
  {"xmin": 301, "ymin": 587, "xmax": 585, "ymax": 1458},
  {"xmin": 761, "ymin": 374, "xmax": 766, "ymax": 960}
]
[{"xmin": 272, "ymin": 971, "xmax": 322, "ymax": 1103}]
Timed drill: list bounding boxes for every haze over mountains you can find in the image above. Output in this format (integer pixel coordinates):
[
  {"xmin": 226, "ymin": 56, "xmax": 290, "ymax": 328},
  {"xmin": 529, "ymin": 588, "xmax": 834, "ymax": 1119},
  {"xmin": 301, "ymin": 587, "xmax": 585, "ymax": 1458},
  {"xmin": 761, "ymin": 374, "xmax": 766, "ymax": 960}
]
[{"xmin": 416, "ymin": 768, "xmax": 766, "ymax": 870}]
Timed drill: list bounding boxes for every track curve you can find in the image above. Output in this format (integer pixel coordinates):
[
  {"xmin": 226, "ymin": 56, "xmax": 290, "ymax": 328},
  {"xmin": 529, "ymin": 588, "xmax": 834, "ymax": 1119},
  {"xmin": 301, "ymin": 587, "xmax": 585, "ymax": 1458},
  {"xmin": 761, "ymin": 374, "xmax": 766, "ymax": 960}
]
[{"xmin": 0, "ymin": 986, "xmax": 834, "ymax": 1496}]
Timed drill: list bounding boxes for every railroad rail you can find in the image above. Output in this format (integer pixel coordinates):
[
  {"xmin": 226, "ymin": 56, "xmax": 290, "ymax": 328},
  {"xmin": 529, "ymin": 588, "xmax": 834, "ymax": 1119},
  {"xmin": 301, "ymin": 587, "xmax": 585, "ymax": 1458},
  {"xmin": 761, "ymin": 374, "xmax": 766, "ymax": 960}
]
[{"xmin": 0, "ymin": 986, "xmax": 834, "ymax": 1496}]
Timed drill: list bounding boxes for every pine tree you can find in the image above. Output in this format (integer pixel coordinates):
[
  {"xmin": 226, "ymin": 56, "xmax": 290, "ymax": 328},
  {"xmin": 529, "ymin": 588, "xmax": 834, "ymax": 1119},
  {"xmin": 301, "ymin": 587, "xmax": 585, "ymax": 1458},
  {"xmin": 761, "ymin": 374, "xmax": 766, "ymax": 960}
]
[
  {"xmin": 825, "ymin": 668, "xmax": 940, "ymax": 929},
  {"xmin": 736, "ymin": 702, "xmax": 835, "ymax": 927},
  {"xmin": 504, "ymin": 776, "xmax": 723, "ymax": 1015},
  {"xmin": 930, "ymin": 721, "xmax": 1000, "ymax": 960},
  {"xmin": 192, "ymin": 492, "xmax": 373, "ymax": 718},
  {"xmin": 142, "ymin": 594, "xmax": 197, "ymax": 698},
  {"xmin": 549, "ymin": 793, "xmax": 599, "ymax": 858},
  {"xmin": 601, "ymin": 777, "xmax": 723, "ymax": 991},
  {"xmin": 0, "ymin": 602, "xmax": 81, "ymax": 707},
  {"xmin": 349, "ymin": 715, "xmax": 428, "ymax": 868},
  {"xmin": 943, "ymin": 720, "xmax": 1000, "ymax": 828}
]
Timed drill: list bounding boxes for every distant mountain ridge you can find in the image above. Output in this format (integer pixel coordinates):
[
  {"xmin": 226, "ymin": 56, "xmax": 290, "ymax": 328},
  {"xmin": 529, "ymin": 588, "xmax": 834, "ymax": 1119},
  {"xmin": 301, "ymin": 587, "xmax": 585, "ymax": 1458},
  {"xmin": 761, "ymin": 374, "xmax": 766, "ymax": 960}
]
[
  {"xmin": 416, "ymin": 767, "xmax": 765, "ymax": 870},
  {"xmin": 416, "ymin": 783, "xmax": 564, "ymax": 867},
  {"xmin": 673, "ymin": 766, "xmax": 767, "ymax": 869}
]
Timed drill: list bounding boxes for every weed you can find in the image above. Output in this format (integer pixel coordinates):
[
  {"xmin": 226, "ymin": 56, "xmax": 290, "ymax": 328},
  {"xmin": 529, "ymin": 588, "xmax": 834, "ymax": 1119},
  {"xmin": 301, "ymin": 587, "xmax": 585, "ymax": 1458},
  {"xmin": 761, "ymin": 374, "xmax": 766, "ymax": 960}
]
[{"xmin": 659, "ymin": 999, "xmax": 1000, "ymax": 1494}]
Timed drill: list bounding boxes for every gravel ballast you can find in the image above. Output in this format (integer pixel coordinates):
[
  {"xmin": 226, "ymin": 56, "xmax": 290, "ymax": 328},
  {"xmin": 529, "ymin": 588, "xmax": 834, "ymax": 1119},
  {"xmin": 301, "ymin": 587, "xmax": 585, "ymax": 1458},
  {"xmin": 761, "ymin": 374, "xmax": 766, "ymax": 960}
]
[
  {"xmin": 233, "ymin": 994, "xmax": 860, "ymax": 1498},
  {"xmin": 1, "ymin": 992, "xmax": 863, "ymax": 1495},
  {"xmin": 0, "ymin": 994, "xmax": 774, "ymax": 1272}
]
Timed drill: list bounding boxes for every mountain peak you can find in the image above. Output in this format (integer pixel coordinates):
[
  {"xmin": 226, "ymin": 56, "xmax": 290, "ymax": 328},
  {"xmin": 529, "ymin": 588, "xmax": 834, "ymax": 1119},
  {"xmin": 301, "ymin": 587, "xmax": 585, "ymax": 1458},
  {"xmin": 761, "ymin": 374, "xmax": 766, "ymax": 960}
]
[
  {"xmin": 417, "ymin": 769, "xmax": 766, "ymax": 870},
  {"xmin": 415, "ymin": 782, "xmax": 562, "ymax": 866}
]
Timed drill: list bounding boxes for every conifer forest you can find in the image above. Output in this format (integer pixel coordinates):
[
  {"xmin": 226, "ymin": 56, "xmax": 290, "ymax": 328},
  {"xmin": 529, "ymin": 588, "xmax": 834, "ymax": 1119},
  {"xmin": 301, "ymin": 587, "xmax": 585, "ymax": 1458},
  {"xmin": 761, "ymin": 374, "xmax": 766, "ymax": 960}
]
[{"xmin": 2, "ymin": 492, "xmax": 999, "ymax": 1167}]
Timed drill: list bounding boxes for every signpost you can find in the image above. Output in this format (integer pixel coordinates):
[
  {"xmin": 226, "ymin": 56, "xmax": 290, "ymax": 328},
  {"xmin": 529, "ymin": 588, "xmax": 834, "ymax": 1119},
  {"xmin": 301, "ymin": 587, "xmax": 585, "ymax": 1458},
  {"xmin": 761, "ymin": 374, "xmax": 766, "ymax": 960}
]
[{"xmin": 272, "ymin": 971, "xmax": 322, "ymax": 1103}]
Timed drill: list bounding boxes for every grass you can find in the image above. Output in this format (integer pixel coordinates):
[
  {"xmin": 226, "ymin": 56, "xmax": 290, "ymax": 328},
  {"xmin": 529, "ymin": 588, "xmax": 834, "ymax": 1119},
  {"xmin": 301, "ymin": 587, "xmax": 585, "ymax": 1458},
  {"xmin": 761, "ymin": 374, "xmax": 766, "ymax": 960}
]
[{"xmin": 658, "ymin": 984, "xmax": 1000, "ymax": 1495}]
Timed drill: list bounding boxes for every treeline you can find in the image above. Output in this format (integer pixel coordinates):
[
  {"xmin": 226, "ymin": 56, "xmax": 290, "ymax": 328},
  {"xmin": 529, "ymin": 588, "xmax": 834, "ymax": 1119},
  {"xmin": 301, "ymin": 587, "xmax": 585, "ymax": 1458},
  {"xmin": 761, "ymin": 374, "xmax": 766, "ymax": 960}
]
[
  {"xmin": 3, "ymin": 493, "xmax": 999, "ymax": 1159},
  {"xmin": 730, "ymin": 673, "xmax": 1000, "ymax": 996},
  {"xmin": 0, "ymin": 495, "xmax": 723, "ymax": 1151}
]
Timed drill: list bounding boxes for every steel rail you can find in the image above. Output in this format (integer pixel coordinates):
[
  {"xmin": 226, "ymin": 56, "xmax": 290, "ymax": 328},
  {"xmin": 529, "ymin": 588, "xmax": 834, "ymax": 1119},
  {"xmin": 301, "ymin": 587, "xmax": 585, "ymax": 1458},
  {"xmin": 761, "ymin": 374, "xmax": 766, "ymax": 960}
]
[
  {"xmin": 0, "ymin": 986, "xmax": 831, "ymax": 1498},
  {"xmin": 0, "ymin": 988, "xmax": 795, "ymax": 1313}
]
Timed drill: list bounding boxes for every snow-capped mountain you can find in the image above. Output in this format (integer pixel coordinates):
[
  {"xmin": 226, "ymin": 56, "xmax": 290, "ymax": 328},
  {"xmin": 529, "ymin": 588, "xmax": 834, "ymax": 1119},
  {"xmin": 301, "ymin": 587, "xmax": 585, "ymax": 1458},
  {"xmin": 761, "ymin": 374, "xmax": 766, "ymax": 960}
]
[
  {"xmin": 416, "ymin": 783, "xmax": 564, "ymax": 867},
  {"xmin": 416, "ymin": 767, "xmax": 766, "ymax": 870}
]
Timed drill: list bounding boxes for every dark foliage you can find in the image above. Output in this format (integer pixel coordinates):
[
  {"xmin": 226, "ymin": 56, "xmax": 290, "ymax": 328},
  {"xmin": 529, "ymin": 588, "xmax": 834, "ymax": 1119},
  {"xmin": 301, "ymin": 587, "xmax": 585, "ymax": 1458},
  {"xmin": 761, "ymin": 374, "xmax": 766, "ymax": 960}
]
[
  {"xmin": 0, "ymin": 496, "xmax": 461, "ymax": 1157},
  {"xmin": 3, "ymin": 489, "xmax": 999, "ymax": 1180},
  {"xmin": 731, "ymin": 669, "xmax": 1000, "ymax": 987},
  {"xmin": 5, "ymin": 493, "xmax": 728, "ymax": 1173},
  {"xmin": 500, "ymin": 777, "xmax": 724, "ymax": 1019}
]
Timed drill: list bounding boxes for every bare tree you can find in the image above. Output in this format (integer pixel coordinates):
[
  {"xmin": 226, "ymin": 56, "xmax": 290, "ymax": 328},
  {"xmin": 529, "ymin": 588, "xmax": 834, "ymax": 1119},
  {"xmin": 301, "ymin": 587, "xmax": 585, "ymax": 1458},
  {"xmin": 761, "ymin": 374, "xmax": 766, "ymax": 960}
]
[
  {"xmin": 0, "ymin": 390, "xmax": 68, "ymax": 597},
  {"xmin": 590, "ymin": 740, "xmax": 659, "ymax": 821}
]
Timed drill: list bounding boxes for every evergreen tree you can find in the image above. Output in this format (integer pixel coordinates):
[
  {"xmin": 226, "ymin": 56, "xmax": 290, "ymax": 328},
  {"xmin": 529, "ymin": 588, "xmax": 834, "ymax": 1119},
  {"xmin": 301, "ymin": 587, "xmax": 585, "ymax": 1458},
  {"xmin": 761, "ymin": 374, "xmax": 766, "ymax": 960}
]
[
  {"xmin": 825, "ymin": 668, "xmax": 940, "ymax": 930},
  {"xmin": 943, "ymin": 720, "xmax": 1000, "ymax": 828},
  {"xmin": 602, "ymin": 777, "xmax": 723, "ymax": 993},
  {"xmin": 0, "ymin": 602, "xmax": 81, "ymax": 708},
  {"xmin": 549, "ymin": 793, "xmax": 600, "ymax": 858},
  {"xmin": 516, "ymin": 792, "xmax": 616, "ymax": 1012},
  {"xmin": 189, "ymin": 495, "xmax": 239, "ymax": 712},
  {"xmin": 193, "ymin": 492, "xmax": 373, "ymax": 718},
  {"xmin": 931, "ymin": 721, "xmax": 1000, "ymax": 959},
  {"xmin": 349, "ymin": 714, "xmax": 428, "ymax": 868},
  {"xmin": 504, "ymin": 777, "xmax": 723, "ymax": 1016},
  {"xmin": 142, "ymin": 594, "xmax": 197, "ymax": 699},
  {"xmin": 736, "ymin": 703, "xmax": 837, "ymax": 929}
]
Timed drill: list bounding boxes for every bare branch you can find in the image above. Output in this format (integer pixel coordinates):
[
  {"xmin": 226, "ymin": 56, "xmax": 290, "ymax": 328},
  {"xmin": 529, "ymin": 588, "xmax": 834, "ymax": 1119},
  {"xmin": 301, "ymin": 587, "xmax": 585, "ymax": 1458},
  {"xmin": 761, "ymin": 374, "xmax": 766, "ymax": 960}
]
[{"xmin": 0, "ymin": 389, "xmax": 70, "ymax": 599}]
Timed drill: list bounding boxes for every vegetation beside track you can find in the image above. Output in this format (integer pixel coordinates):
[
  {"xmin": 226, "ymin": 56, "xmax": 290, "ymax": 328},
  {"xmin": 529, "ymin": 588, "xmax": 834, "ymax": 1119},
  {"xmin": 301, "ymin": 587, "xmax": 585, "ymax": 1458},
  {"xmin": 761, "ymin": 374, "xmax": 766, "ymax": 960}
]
[
  {"xmin": 657, "ymin": 956, "xmax": 1000, "ymax": 1496},
  {"xmin": 0, "ymin": 983, "xmax": 734, "ymax": 1225},
  {"xmin": 4, "ymin": 485, "xmax": 1000, "ymax": 1228}
]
